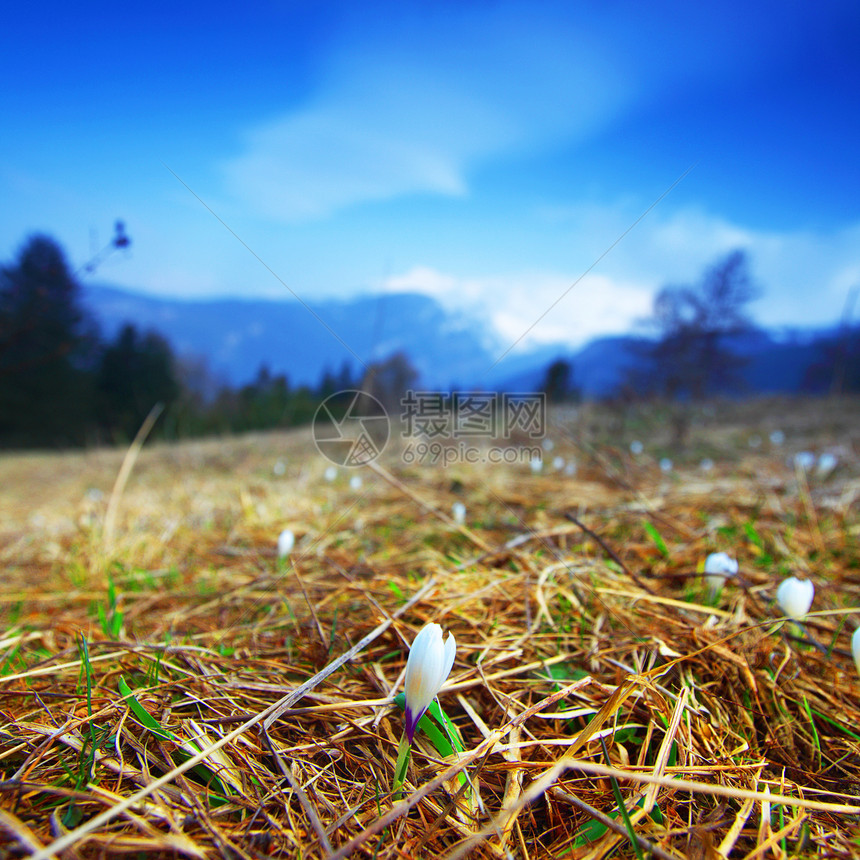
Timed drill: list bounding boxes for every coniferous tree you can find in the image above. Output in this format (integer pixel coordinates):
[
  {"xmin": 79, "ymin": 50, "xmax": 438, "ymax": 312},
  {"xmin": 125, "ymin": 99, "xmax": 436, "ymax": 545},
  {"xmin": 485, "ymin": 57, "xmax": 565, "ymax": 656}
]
[
  {"xmin": 541, "ymin": 358, "xmax": 578, "ymax": 403},
  {"xmin": 96, "ymin": 323, "xmax": 179, "ymax": 441},
  {"xmin": 0, "ymin": 234, "xmax": 97, "ymax": 446}
]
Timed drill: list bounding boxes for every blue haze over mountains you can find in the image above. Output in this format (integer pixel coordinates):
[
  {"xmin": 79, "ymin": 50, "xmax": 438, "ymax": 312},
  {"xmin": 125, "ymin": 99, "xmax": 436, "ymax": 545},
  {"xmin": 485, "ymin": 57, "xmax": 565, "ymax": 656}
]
[{"xmin": 83, "ymin": 284, "xmax": 836, "ymax": 398}]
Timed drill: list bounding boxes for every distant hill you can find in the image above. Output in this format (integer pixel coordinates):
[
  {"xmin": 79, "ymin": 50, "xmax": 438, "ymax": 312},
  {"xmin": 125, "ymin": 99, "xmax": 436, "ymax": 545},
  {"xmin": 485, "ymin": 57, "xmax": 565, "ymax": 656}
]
[
  {"xmin": 495, "ymin": 327, "xmax": 849, "ymax": 398},
  {"xmin": 82, "ymin": 285, "xmax": 505, "ymax": 390},
  {"xmin": 82, "ymin": 284, "xmax": 850, "ymax": 397}
]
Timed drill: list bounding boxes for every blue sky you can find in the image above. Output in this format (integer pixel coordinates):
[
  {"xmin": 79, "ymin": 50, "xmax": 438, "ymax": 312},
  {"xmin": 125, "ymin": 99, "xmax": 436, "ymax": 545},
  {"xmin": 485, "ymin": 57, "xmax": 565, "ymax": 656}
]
[{"xmin": 2, "ymin": 1, "xmax": 859, "ymax": 353}]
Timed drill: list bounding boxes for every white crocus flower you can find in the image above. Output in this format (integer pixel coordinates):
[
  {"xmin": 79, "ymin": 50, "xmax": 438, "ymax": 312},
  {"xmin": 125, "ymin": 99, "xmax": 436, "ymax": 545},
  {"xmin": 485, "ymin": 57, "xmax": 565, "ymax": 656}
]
[
  {"xmin": 451, "ymin": 501, "xmax": 466, "ymax": 525},
  {"xmin": 794, "ymin": 451, "xmax": 815, "ymax": 471},
  {"xmin": 277, "ymin": 529, "xmax": 295, "ymax": 558},
  {"xmin": 630, "ymin": 440, "xmax": 644, "ymax": 456},
  {"xmin": 530, "ymin": 456, "xmax": 543, "ymax": 473},
  {"xmin": 704, "ymin": 552, "xmax": 738, "ymax": 594},
  {"xmin": 817, "ymin": 452, "xmax": 838, "ymax": 477},
  {"xmin": 350, "ymin": 475, "xmax": 363, "ymax": 490},
  {"xmin": 852, "ymin": 628, "xmax": 860, "ymax": 676},
  {"xmin": 659, "ymin": 457, "xmax": 673, "ymax": 473},
  {"xmin": 776, "ymin": 576, "xmax": 814, "ymax": 621},
  {"xmin": 404, "ymin": 623, "xmax": 456, "ymax": 743},
  {"xmin": 324, "ymin": 465, "xmax": 338, "ymax": 481}
]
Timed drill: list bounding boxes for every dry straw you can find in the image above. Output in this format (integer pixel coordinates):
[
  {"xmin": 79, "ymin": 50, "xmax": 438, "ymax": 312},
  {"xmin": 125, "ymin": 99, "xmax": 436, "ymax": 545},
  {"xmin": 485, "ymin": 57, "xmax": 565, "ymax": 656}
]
[{"xmin": 1, "ymin": 397, "xmax": 860, "ymax": 858}]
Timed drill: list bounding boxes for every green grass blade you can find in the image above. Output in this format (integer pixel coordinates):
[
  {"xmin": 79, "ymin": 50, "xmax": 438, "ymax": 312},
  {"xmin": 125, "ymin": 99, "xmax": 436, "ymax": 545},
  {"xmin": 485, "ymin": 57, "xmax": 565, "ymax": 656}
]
[
  {"xmin": 118, "ymin": 676, "xmax": 176, "ymax": 741},
  {"xmin": 643, "ymin": 521, "xmax": 668, "ymax": 557},
  {"xmin": 601, "ymin": 736, "xmax": 645, "ymax": 860}
]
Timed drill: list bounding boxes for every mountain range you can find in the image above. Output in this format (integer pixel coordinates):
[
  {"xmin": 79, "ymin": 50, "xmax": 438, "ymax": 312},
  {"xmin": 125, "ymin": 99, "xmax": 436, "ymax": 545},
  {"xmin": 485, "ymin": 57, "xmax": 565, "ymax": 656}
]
[
  {"xmin": 81, "ymin": 284, "xmax": 566, "ymax": 391},
  {"xmin": 82, "ymin": 284, "xmax": 843, "ymax": 397}
]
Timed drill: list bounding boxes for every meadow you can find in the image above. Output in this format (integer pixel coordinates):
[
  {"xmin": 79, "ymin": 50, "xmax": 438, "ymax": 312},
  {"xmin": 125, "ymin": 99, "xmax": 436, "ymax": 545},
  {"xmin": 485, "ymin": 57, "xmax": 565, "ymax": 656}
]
[{"xmin": 1, "ymin": 396, "xmax": 859, "ymax": 858}]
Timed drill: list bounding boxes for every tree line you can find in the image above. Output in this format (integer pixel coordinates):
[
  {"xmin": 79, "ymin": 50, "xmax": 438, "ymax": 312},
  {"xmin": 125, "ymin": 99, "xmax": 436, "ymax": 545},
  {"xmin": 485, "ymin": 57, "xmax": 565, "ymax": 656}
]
[
  {"xmin": 540, "ymin": 250, "xmax": 860, "ymax": 403},
  {"xmin": 0, "ymin": 234, "xmax": 367, "ymax": 448},
  {"xmin": 2, "ymin": 234, "xmax": 855, "ymax": 449},
  {"xmin": 536, "ymin": 251, "xmax": 763, "ymax": 404}
]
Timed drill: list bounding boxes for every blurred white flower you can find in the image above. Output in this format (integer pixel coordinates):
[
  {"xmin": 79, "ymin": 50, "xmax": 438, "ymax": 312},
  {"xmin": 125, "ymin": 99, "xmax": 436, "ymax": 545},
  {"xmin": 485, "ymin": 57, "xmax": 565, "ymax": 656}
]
[
  {"xmin": 350, "ymin": 475, "xmax": 363, "ymax": 490},
  {"xmin": 770, "ymin": 430, "xmax": 785, "ymax": 445},
  {"xmin": 542, "ymin": 438, "xmax": 555, "ymax": 452},
  {"xmin": 700, "ymin": 458, "xmax": 714, "ymax": 471},
  {"xmin": 530, "ymin": 456, "xmax": 543, "ymax": 474},
  {"xmin": 794, "ymin": 451, "xmax": 816, "ymax": 471},
  {"xmin": 817, "ymin": 452, "xmax": 838, "ymax": 477},
  {"xmin": 630, "ymin": 440, "xmax": 644, "ymax": 456},
  {"xmin": 704, "ymin": 552, "xmax": 738, "ymax": 594},
  {"xmin": 852, "ymin": 628, "xmax": 860, "ymax": 676},
  {"xmin": 659, "ymin": 458, "xmax": 673, "ymax": 473},
  {"xmin": 273, "ymin": 459, "xmax": 287, "ymax": 476},
  {"xmin": 324, "ymin": 465, "xmax": 338, "ymax": 481},
  {"xmin": 404, "ymin": 623, "xmax": 456, "ymax": 743},
  {"xmin": 776, "ymin": 576, "xmax": 814, "ymax": 621},
  {"xmin": 552, "ymin": 456, "xmax": 565, "ymax": 471},
  {"xmin": 277, "ymin": 529, "xmax": 295, "ymax": 558},
  {"xmin": 748, "ymin": 435, "xmax": 762, "ymax": 449},
  {"xmin": 451, "ymin": 501, "xmax": 466, "ymax": 525},
  {"xmin": 564, "ymin": 461, "xmax": 577, "ymax": 477}
]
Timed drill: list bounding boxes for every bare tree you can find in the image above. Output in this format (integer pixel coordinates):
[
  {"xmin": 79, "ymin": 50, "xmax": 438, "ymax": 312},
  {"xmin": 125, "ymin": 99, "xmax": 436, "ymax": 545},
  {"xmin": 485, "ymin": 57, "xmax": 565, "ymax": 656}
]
[
  {"xmin": 361, "ymin": 351, "xmax": 418, "ymax": 412},
  {"xmin": 647, "ymin": 250, "xmax": 760, "ymax": 400}
]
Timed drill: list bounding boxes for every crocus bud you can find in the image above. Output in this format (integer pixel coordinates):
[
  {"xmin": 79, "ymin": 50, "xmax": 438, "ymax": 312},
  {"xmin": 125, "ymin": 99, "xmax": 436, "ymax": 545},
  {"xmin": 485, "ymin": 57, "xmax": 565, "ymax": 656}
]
[
  {"xmin": 451, "ymin": 501, "xmax": 466, "ymax": 525},
  {"xmin": 630, "ymin": 440, "xmax": 644, "ymax": 456},
  {"xmin": 660, "ymin": 458, "xmax": 673, "ymax": 473},
  {"xmin": 852, "ymin": 628, "xmax": 860, "ymax": 676},
  {"xmin": 530, "ymin": 456, "xmax": 543, "ymax": 474},
  {"xmin": 794, "ymin": 451, "xmax": 815, "ymax": 471},
  {"xmin": 403, "ymin": 623, "xmax": 456, "ymax": 744},
  {"xmin": 277, "ymin": 529, "xmax": 295, "ymax": 558},
  {"xmin": 776, "ymin": 576, "xmax": 814, "ymax": 621},
  {"xmin": 704, "ymin": 552, "xmax": 738, "ymax": 594},
  {"xmin": 350, "ymin": 475, "xmax": 362, "ymax": 490},
  {"xmin": 817, "ymin": 453, "xmax": 838, "ymax": 477}
]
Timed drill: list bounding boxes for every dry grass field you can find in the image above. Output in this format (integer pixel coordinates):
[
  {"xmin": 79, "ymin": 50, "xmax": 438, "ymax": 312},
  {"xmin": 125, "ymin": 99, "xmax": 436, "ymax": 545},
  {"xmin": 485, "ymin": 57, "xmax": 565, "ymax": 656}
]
[{"xmin": 2, "ymin": 397, "xmax": 860, "ymax": 858}]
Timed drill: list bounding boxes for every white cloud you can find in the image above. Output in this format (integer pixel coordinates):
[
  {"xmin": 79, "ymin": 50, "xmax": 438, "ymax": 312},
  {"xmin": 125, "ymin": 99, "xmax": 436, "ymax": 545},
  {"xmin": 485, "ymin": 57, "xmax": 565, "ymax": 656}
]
[
  {"xmin": 622, "ymin": 211, "xmax": 860, "ymax": 329},
  {"xmin": 221, "ymin": 7, "xmax": 629, "ymax": 220},
  {"xmin": 384, "ymin": 265, "xmax": 458, "ymax": 298},
  {"xmin": 534, "ymin": 201, "xmax": 757, "ymax": 285},
  {"xmin": 218, "ymin": 1, "xmax": 833, "ymax": 223},
  {"xmin": 383, "ymin": 209, "xmax": 860, "ymax": 349},
  {"xmin": 385, "ymin": 266, "xmax": 652, "ymax": 351},
  {"xmin": 535, "ymin": 200, "xmax": 860, "ymax": 327},
  {"xmin": 751, "ymin": 222, "xmax": 860, "ymax": 327},
  {"xmin": 222, "ymin": 106, "xmax": 469, "ymax": 220}
]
